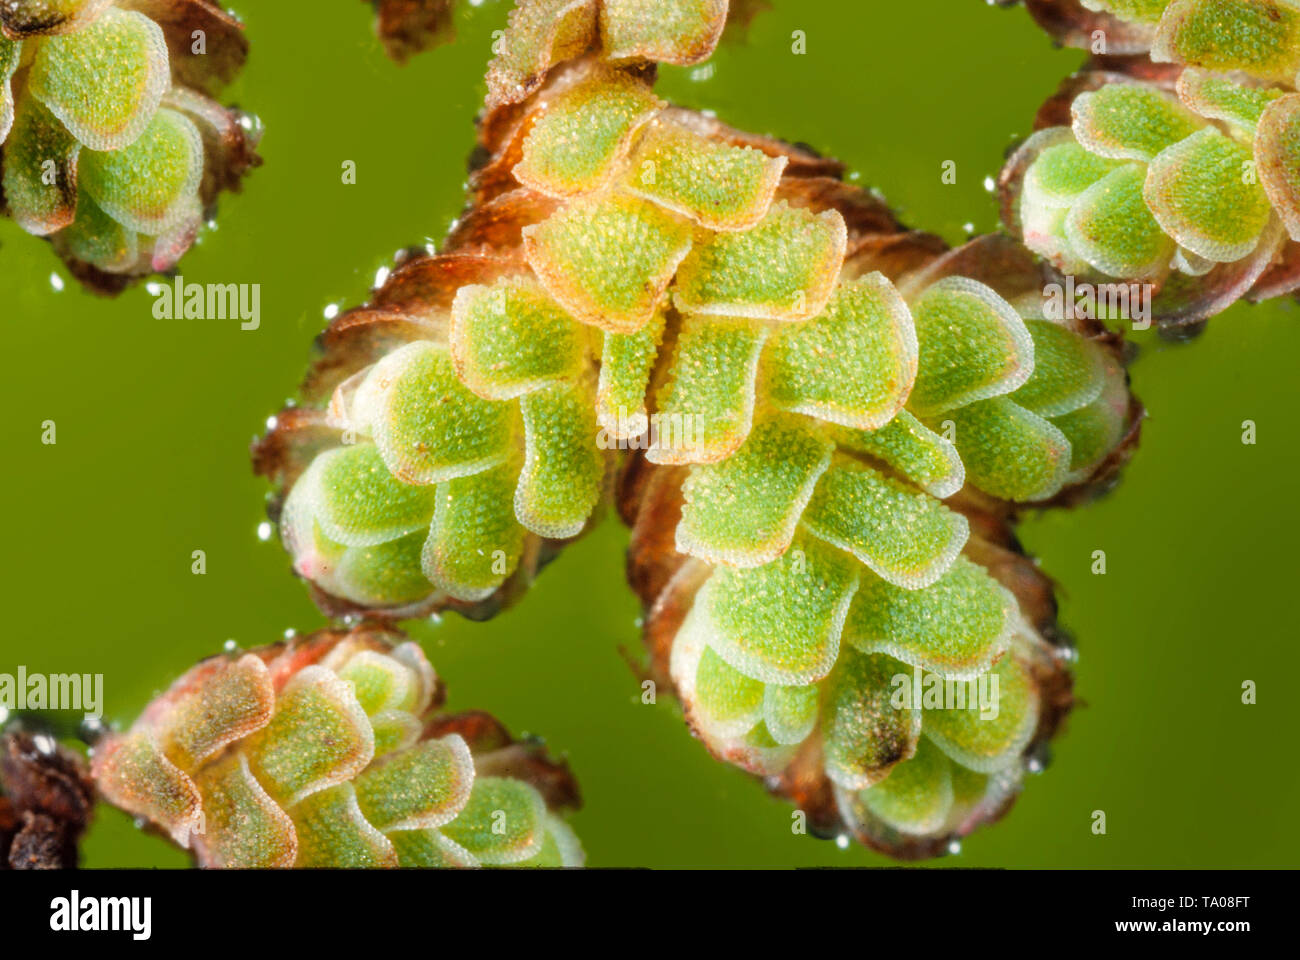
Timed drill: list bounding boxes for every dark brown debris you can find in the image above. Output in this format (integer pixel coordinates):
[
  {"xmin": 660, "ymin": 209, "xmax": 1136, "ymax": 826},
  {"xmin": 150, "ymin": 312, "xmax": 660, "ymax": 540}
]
[
  {"xmin": 0, "ymin": 731, "xmax": 95, "ymax": 870},
  {"xmin": 368, "ymin": 0, "xmax": 456, "ymax": 64}
]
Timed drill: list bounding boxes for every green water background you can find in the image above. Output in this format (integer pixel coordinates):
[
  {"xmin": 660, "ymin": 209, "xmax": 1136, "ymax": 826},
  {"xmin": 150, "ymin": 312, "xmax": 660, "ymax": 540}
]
[{"xmin": 1, "ymin": 0, "xmax": 1296, "ymax": 868}]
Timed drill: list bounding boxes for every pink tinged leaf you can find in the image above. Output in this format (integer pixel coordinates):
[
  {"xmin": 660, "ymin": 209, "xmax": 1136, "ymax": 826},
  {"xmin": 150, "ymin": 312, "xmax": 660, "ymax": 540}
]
[
  {"xmin": 91, "ymin": 730, "xmax": 203, "ymax": 847},
  {"xmin": 141, "ymin": 653, "xmax": 276, "ymax": 771}
]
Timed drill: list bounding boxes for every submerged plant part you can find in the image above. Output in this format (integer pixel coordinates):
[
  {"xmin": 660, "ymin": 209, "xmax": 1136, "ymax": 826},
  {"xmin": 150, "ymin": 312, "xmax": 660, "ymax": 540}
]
[
  {"xmin": 999, "ymin": 0, "xmax": 1300, "ymax": 327},
  {"xmin": 0, "ymin": 0, "xmax": 259, "ymax": 292},
  {"xmin": 251, "ymin": 0, "xmax": 1141, "ymax": 856},
  {"xmin": 621, "ymin": 454, "xmax": 1074, "ymax": 858},
  {"xmin": 92, "ymin": 624, "xmax": 583, "ymax": 868}
]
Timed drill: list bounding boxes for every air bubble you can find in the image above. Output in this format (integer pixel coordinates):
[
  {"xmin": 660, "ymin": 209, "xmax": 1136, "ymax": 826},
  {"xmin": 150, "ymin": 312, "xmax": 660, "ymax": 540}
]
[
  {"xmin": 49, "ymin": 273, "xmax": 65, "ymax": 292},
  {"xmin": 835, "ymin": 834, "xmax": 850, "ymax": 850},
  {"xmin": 257, "ymin": 521, "xmax": 273, "ymax": 542},
  {"xmin": 324, "ymin": 303, "xmax": 341, "ymax": 320},
  {"xmin": 947, "ymin": 839, "xmax": 962, "ymax": 855}
]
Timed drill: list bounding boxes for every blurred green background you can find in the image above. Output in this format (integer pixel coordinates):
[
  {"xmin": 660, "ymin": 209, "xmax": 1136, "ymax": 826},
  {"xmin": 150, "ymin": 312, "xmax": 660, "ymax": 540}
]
[{"xmin": 1, "ymin": 0, "xmax": 1296, "ymax": 868}]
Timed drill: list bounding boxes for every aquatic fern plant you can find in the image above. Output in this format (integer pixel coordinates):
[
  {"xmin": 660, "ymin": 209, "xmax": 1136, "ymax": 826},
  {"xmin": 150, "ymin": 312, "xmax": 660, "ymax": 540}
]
[
  {"xmin": 1000, "ymin": 0, "xmax": 1300, "ymax": 328},
  {"xmin": 251, "ymin": 0, "xmax": 1141, "ymax": 858},
  {"xmin": 92, "ymin": 624, "xmax": 583, "ymax": 868},
  {"xmin": 0, "ymin": 0, "xmax": 258, "ymax": 292}
]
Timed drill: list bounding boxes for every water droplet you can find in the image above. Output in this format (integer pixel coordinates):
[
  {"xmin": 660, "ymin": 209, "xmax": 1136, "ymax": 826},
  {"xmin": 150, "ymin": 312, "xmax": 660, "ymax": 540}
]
[
  {"xmin": 264, "ymin": 415, "xmax": 278, "ymax": 431},
  {"xmin": 428, "ymin": 612, "xmax": 443, "ymax": 627},
  {"xmin": 283, "ymin": 628, "xmax": 297, "ymax": 640},
  {"xmin": 983, "ymin": 175, "xmax": 996, "ymax": 193},
  {"xmin": 49, "ymin": 273, "xmax": 64, "ymax": 292},
  {"xmin": 223, "ymin": 639, "xmax": 240, "ymax": 653},
  {"xmin": 237, "ymin": 112, "xmax": 264, "ymax": 141},
  {"xmin": 323, "ymin": 303, "xmax": 341, "ymax": 320},
  {"xmin": 1026, "ymin": 742, "xmax": 1052, "ymax": 773},
  {"xmin": 962, "ymin": 222, "xmax": 975, "ymax": 235},
  {"xmin": 947, "ymin": 839, "xmax": 962, "ymax": 856},
  {"xmin": 835, "ymin": 834, "xmax": 850, "ymax": 850},
  {"xmin": 256, "ymin": 521, "xmax": 273, "ymax": 542},
  {"xmin": 80, "ymin": 716, "xmax": 106, "ymax": 742}
]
